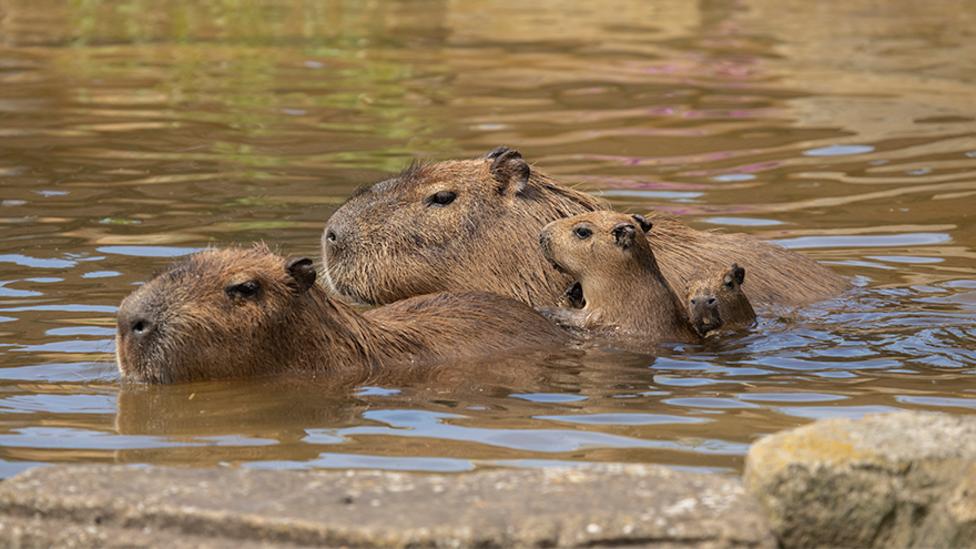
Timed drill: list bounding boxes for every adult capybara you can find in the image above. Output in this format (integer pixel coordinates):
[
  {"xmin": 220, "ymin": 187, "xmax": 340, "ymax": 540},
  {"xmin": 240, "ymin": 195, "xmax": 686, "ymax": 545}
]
[
  {"xmin": 538, "ymin": 211, "xmax": 699, "ymax": 346},
  {"xmin": 115, "ymin": 245, "xmax": 569, "ymax": 384},
  {"xmin": 322, "ymin": 147, "xmax": 847, "ymax": 310},
  {"xmin": 685, "ymin": 263, "xmax": 757, "ymax": 336}
]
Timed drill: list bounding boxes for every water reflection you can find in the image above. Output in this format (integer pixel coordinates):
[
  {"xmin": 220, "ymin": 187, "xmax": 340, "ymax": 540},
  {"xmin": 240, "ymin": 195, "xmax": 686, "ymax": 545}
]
[{"xmin": 0, "ymin": 0, "xmax": 975, "ymax": 477}]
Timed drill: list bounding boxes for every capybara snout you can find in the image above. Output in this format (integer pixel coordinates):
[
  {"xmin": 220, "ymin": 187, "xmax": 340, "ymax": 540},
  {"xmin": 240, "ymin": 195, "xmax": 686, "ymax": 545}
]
[{"xmin": 689, "ymin": 295, "xmax": 722, "ymax": 336}]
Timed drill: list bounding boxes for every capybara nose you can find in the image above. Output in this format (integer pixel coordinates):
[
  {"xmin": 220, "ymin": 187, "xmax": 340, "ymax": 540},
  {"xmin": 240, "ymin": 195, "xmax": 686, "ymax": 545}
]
[
  {"xmin": 323, "ymin": 225, "xmax": 346, "ymax": 252},
  {"xmin": 707, "ymin": 297, "xmax": 717, "ymax": 306},
  {"xmin": 118, "ymin": 297, "xmax": 157, "ymax": 341},
  {"xmin": 130, "ymin": 317, "xmax": 152, "ymax": 338},
  {"xmin": 119, "ymin": 309, "xmax": 153, "ymax": 339}
]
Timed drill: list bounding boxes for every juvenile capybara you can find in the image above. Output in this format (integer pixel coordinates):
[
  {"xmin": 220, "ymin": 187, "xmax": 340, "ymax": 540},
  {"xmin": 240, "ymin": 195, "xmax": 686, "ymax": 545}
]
[
  {"xmin": 115, "ymin": 245, "xmax": 569, "ymax": 384},
  {"xmin": 539, "ymin": 211, "xmax": 700, "ymax": 346},
  {"xmin": 322, "ymin": 147, "xmax": 847, "ymax": 310},
  {"xmin": 685, "ymin": 263, "xmax": 757, "ymax": 336}
]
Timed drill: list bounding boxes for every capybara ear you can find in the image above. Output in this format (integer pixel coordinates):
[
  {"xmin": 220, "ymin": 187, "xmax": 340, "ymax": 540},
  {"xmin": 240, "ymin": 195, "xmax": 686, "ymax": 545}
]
[
  {"xmin": 286, "ymin": 257, "xmax": 317, "ymax": 292},
  {"xmin": 485, "ymin": 146, "xmax": 512, "ymax": 160},
  {"xmin": 631, "ymin": 214, "xmax": 653, "ymax": 233},
  {"xmin": 732, "ymin": 263, "xmax": 746, "ymax": 286},
  {"xmin": 723, "ymin": 263, "xmax": 745, "ymax": 289},
  {"xmin": 611, "ymin": 222, "xmax": 637, "ymax": 249},
  {"xmin": 488, "ymin": 147, "xmax": 530, "ymax": 195}
]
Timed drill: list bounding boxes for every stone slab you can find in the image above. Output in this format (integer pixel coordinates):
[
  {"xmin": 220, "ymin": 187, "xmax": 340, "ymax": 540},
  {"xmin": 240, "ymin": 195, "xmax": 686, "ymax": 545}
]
[{"xmin": 0, "ymin": 463, "xmax": 774, "ymax": 548}]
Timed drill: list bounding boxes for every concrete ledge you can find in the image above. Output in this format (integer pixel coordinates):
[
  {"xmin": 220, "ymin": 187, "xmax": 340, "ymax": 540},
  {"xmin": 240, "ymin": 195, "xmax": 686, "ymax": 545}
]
[
  {"xmin": 7, "ymin": 412, "xmax": 974, "ymax": 548},
  {"xmin": 0, "ymin": 464, "xmax": 774, "ymax": 548}
]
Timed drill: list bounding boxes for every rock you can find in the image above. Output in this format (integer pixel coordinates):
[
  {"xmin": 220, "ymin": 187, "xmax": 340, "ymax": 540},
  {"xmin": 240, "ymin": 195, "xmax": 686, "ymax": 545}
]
[
  {"xmin": 744, "ymin": 411, "xmax": 976, "ymax": 549},
  {"xmin": 0, "ymin": 463, "xmax": 774, "ymax": 548},
  {"xmin": 0, "ymin": 514, "xmax": 288, "ymax": 549}
]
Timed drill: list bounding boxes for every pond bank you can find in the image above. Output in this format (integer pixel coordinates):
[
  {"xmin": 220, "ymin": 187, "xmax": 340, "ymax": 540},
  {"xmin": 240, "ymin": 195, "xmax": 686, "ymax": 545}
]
[{"xmin": 1, "ymin": 411, "xmax": 973, "ymax": 548}]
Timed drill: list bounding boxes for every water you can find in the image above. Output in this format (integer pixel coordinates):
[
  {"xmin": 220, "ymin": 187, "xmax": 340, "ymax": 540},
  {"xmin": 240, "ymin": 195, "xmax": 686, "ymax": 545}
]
[{"xmin": 1, "ymin": 0, "xmax": 975, "ymax": 478}]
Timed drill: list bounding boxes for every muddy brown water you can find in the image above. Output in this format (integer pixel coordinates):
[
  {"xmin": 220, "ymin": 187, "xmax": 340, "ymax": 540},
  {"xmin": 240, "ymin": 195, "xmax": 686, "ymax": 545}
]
[{"xmin": 0, "ymin": 0, "xmax": 974, "ymax": 477}]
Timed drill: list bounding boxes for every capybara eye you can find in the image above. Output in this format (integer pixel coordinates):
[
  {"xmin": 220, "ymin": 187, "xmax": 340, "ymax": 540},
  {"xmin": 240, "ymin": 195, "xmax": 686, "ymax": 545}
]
[
  {"xmin": 226, "ymin": 280, "xmax": 261, "ymax": 299},
  {"xmin": 573, "ymin": 226, "xmax": 592, "ymax": 240},
  {"xmin": 426, "ymin": 191, "xmax": 457, "ymax": 207}
]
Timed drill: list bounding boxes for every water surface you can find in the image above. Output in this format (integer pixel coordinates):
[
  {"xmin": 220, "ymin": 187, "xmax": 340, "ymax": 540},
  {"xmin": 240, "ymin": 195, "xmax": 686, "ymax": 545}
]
[{"xmin": 1, "ymin": 0, "xmax": 975, "ymax": 478}]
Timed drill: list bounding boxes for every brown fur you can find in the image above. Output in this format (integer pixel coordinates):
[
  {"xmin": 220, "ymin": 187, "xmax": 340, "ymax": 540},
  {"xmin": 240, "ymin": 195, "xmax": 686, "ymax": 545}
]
[
  {"xmin": 115, "ymin": 245, "xmax": 569, "ymax": 384},
  {"xmin": 539, "ymin": 211, "xmax": 700, "ymax": 346},
  {"xmin": 322, "ymin": 147, "xmax": 848, "ymax": 310},
  {"xmin": 322, "ymin": 148, "xmax": 606, "ymax": 306},
  {"xmin": 685, "ymin": 263, "xmax": 757, "ymax": 336}
]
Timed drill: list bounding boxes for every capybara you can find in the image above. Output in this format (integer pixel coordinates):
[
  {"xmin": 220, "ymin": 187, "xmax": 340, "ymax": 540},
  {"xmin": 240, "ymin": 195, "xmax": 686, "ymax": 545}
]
[
  {"xmin": 321, "ymin": 147, "xmax": 847, "ymax": 310},
  {"xmin": 115, "ymin": 245, "xmax": 569, "ymax": 384},
  {"xmin": 539, "ymin": 211, "xmax": 700, "ymax": 346},
  {"xmin": 685, "ymin": 263, "xmax": 757, "ymax": 336}
]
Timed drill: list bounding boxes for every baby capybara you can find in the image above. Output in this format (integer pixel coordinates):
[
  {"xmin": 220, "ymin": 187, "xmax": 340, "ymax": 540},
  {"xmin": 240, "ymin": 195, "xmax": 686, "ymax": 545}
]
[
  {"xmin": 685, "ymin": 263, "xmax": 757, "ymax": 336},
  {"xmin": 538, "ymin": 211, "xmax": 700, "ymax": 347}
]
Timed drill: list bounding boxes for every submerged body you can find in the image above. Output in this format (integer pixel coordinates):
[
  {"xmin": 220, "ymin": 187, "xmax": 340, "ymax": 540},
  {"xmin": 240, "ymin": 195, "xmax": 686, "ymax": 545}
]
[
  {"xmin": 115, "ymin": 246, "xmax": 569, "ymax": 384},
  {"xmin": 322, "ymin": 147, "xmax": 848, "ymax": 310},
  {"xmin": 539, "ymin": 211, "xmax": 700, "ymax": 348}
]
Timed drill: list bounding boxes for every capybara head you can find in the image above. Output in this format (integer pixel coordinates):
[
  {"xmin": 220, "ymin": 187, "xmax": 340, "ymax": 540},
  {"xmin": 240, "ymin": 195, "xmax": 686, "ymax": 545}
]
[
  {"xmin": 538, "ymin": 211, "xmax": 700, "ymax": 344},
  {"xmin": 116, "ymin": 245, "xmax": 319, "ymax": 384},
  {"xmin": 539, "ymin": 210, "xmax": 655, "ymax": 282},
  {"xmin": 685, "ymin": 263, "xmax": 750, "ymax": 336},
  {"xmin": 322, "ymin": 147, "xmax": 607, "ymax": 306}
]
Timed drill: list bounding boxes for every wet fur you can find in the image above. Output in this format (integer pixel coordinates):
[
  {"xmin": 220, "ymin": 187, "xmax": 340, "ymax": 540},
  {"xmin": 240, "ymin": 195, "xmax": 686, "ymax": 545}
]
[
  {"xmin": 323, "ymin": 154, "xmax": 605, "ymax": 307},
  {"xmin": 116, "ymin": 246, "xmax": 568, "ymax": 384}
]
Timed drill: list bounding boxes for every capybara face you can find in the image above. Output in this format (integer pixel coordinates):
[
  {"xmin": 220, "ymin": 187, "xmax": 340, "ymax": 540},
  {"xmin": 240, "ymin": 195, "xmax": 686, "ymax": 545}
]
[
  {"xmin": 116, "ymin": 246, "xmax": 318, "ymax": 384},
  {"xmin": 685, "ymin": 263, "xmax": 747, "ymax": 336},
  {"xmin": 322, "ymin": 147, "xmax": 607, "ymax": 305},
  {"xmin": 539, "ymin": 211, "xmax": 655, "ymax": 280}
]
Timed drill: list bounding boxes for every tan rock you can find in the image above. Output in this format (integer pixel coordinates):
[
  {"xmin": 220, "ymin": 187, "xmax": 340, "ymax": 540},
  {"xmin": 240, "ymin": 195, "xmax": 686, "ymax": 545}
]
[{"xmin": 744, "ymin": 411, "xmax": 976, "ymax": 548}]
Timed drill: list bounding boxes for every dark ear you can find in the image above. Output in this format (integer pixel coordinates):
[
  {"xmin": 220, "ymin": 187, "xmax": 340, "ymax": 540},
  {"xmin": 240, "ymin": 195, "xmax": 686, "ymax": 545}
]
[
  {"xmin": 611, "ymin": 222, "xmax": 637, "ymax": 249},
  {"xmin": 488, "ymin": 147, "xmax": 530, "ymax": 195},
  {"xmin": 732, "ymin": 263, "xmax": 746, "ymax": 285},
  {"xmin": 286, "ymin": 257, "xmax": 317, "ymax": 292},
  {"xmin": 631, "ymin": 214, "xmax": 653, "ymax": 233},
  {"xmin": 485, "ymin": 146, "xmax": 512, "ymax": 160}
]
